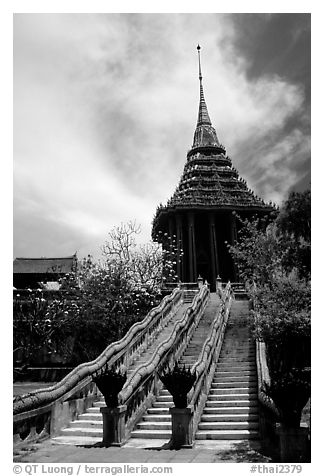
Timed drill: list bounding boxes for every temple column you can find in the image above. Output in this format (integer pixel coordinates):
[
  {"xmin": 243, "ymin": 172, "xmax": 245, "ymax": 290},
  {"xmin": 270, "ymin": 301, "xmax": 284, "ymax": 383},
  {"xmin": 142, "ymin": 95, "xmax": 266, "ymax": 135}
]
[
  {"xmin": 188, "ymin": 212, "xmax": 197, "ymax": 282},
  {"xmin": 175, "ymin": 214, "xmax": 184, "ymax": 282},
  {"xmin": 208, "ymin": 213, "xmax": 218, "ymax": 289},
  {"xmin": 168, "ymin": 216, "xmax": 176, "ymax": 278},
  {"xmin": 230, "ymin": 213, "xmax": 238, "ymax": 282},
  {"xmin": 208, "ymin": 212, "xmax": 219, "ymax": 289},
  {"xmin": 230, "ymin": 212, "xmax": 238, "ymax": 243}
]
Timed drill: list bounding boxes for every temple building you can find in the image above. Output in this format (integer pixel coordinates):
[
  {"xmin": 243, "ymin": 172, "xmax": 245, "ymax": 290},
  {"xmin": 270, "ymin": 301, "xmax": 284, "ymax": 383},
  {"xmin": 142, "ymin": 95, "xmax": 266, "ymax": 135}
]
[
  {"xmin": 13, "ymin": 254, "xmax": 78, "ymax": 289},
  {"xmin": 152, "ymin": 46, "xmax": 275, "ymax": 289}
]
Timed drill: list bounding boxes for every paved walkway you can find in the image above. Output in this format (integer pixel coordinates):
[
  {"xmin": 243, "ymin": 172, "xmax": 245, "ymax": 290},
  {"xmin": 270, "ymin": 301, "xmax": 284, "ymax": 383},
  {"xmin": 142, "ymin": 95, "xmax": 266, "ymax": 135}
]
[{"xmin": 14, "ymin": 438, "xmax": 271, "ymax": 463}]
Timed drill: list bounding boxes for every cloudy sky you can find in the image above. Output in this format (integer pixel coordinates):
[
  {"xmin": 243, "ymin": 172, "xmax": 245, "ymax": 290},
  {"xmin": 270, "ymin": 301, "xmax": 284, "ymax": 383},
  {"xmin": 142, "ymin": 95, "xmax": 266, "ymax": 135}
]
[{"xmin": 13, "ymin": 13, "xmax": 311, "ymax": 260}]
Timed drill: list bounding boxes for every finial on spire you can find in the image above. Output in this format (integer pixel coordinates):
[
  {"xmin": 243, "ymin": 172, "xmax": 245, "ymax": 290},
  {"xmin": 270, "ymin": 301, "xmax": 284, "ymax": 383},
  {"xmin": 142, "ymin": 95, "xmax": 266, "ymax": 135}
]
[{"xmin": 197, "ymin": 44, "xmax": 202, "ymax": 81}]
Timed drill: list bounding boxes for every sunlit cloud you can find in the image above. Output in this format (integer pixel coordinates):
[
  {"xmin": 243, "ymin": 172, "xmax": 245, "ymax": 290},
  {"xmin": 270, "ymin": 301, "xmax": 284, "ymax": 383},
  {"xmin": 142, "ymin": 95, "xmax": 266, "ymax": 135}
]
[{"xmin": 14, "ymin": 13, "xmax": 310, "ymax": 259}]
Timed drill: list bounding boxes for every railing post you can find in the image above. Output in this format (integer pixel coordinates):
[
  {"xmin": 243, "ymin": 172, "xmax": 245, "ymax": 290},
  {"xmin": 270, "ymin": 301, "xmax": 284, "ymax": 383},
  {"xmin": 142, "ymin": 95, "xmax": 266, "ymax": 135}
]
[
  {"xmin": 100, "ymin": 405, "xmax": 127, "ymax": 447},
  {"xmin": 170, "ymin": 405, "xmax": 194, "ymax": 448}
]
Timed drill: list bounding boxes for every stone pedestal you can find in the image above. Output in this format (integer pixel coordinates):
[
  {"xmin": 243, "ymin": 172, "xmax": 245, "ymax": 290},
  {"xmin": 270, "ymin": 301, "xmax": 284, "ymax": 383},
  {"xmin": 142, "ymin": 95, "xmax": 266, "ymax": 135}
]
[
  {"xmin": 170, "ymin": 406, "xmax": 194, "ymax": 448},
  {"xmin": 276, "ymin": 423, "xmax": 310, "ymax": 462},
  {"xmin": 100, "ymin": 405, "xmax": 127, "ymax": 447}
]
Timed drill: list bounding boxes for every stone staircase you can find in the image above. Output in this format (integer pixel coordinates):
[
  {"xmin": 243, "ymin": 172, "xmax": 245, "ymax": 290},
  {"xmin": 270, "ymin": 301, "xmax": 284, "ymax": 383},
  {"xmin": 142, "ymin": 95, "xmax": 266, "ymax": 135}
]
[
  {"xmin": 52, "ymin": 296, "xmax": 258, "ymax": 446},
  {"xmin": 183, "ymin": 289, "xmax": 199, "ymax": 303},
  {"xmin": 52, "ymin": 301, "xmax": 191, "ymax": 444},
  {"xmin": 231, "ymin": 282, "xmax": 249, "ymax": 300},
  {"xmin": 195, "ymin": 299, "xmax": 259, "ymax": 440},
  {"xmin": 130, "ymin": 293, "xmax": 221, "ymax": 440}
]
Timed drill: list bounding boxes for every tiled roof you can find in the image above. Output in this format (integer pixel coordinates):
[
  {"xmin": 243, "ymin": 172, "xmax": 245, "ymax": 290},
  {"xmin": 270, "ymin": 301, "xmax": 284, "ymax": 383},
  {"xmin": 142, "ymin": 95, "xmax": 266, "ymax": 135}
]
[
  {"xmin": 152, "ymin": 63, "xmax": 276, "ymax": 234},
  {"xmin": 164, "ymin": 152, "xmax": 272, "ymax": 210},
  {"xmin": 13, "ymin": 255, "xmax": 77, "ymax": 274}
]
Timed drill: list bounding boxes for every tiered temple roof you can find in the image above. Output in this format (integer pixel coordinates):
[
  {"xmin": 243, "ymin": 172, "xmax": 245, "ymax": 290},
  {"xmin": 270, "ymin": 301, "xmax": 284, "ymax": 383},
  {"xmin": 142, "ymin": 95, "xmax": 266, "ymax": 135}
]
[{"xmin": 152, "ymin": 46, "xmax": 274, "ymax": 236}]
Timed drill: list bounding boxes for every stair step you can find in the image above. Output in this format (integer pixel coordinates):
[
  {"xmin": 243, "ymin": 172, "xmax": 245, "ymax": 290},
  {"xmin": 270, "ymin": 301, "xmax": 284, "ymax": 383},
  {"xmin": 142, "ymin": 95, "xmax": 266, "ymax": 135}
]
[
  {"xmin": 87, "ymin": 407, "xmax": 102, "ymax": 413},
  {"xmin": 70, "ymin": 420, "xmax": 103, "ymax": 429},
  {"xmin": 213, "ymin": 376, "xmax": 257, "ymax": 382},
  {"xmin": 198, "ymin": 421, "xmax": 259, "ymax": 430},
  {"xmin": 152, "ymin": 401, "xmax": 173, "ymax": 408},
  {"xmin": 218, "ymin": 357, "xmax": 255, "ymax": 361},
  {"xmin": 77, "ymin": 413, "xmax": 102, "ymax": 421},
  {"xmin": 212, "ymin": 381, "xmax": 257, "ymax": 387},
  {"xmin": 220, "ymin": 348, "xmax": 255, "ymax": 352},
  {"xmin": 210, "ymin": 388, "xmax": 257, "ymax": 395},
  {"xmin": 92, "ymin": 401, "xmax": 105, "ymax": 407},
  {"xmin": 131, "ymin": 430, "xmax": 171, "ymax": 439},
  {"xmin": 160, "ymin": 390, "xmax": 172, "ymax": 396},
  {"xmin": 204, "ymin": 406, "xmax": 258, "ymax": 414},
  {"xmin": 147, "ymin": 407, "xmax": 169, "ymax": 414},
  {"xmin": 156, "ymin": 395, "xmax": 173, "ymax": 401},
  {"xmin": 142, "ymin": 415, "xmax": 171, "ymax": 422},
  {"xmin": 216, "ymin": 366, "xmax": 255, "ymax": 371},
  {"xmin": 60, "ymin": 427, "xmax": 103, "ymax": 437},
  {"xmin": 52, "ymin": 435, "xmax": 102, "ymax": 445},
  {"xmin": 195, "ymin": 430, "xmax": 259, "ymax": 440},
  {"xmin": 136, "ymin": 422, "xmax": 171, "ymax": 430},
  {"xmin": 201, "ymin": 413, "xmax": 258, "ymax": 422},
  {"xmin": 208, "ymin": 393, "xmax": 257, "ymax": 401},
  {"xmin": 216, "ymin": 371, "xmax": 256, "ymax": 377},
  {"xmin": 206, "ymin": 400, "xmax": 258, "ymax": 407}
]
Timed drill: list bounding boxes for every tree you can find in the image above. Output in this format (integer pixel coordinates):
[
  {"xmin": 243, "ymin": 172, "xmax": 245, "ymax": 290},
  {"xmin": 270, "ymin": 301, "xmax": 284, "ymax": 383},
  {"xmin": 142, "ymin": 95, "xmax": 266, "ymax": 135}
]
[
  {"xmin": 14, "ymin": 222, "xmax": 181, "ymax": 365},
  {"xmin": 101, "ymin": 221, "xmax": 165, "ymax": 290},
  {"xmin": 229, "ymin": 190, "xmax": 311, "ymax": 283},
  {"xmin": 228, "ymin": 190, "xmax": 311, "ymax": 427},
  {"xmin": 277, "ymin": 190, "xmax": 310, "ymax": 242},
  {"xmin": 276, "ymin": 190, "xmax": 311, "ymax": 278}
]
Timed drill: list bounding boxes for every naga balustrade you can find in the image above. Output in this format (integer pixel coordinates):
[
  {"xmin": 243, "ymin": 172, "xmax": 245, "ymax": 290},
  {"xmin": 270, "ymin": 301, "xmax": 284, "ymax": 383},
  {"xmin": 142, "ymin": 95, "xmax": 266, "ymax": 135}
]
[
  {"xmin": 250, "ymin": 283, "xmax": 279, "ymax": 416},
  {"xmin": 249, "ymin": 281, "xmax": 280, "ymax": 454},
  {"xmin": 188, "ymin": 282, "xmax": 233, "ymax": 437},
  {"xmin": 13, "ymin": 287, "xmax": 182, "ymax": 445},
  {"xmin": 112, "ymin": 285, "xmax": 210, "ymax": 444}
]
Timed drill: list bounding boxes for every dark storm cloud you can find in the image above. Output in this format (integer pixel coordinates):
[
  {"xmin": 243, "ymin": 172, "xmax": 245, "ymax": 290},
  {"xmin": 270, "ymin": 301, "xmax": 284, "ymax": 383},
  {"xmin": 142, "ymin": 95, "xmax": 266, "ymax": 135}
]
[
  {"xmin": 228, "ymin": 14, "xmax": 310, "ymax": 100},
  {"xmin": 223, "ymin": 13, "xmax": 310, "ymax": 197}
]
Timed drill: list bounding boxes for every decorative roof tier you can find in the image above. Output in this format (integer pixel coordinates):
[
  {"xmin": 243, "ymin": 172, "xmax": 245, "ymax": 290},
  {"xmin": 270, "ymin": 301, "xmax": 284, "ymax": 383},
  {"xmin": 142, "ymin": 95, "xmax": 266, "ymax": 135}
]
[{"xmin": 152, "ymin": 46, "xmax": 275, "ymax": 236}]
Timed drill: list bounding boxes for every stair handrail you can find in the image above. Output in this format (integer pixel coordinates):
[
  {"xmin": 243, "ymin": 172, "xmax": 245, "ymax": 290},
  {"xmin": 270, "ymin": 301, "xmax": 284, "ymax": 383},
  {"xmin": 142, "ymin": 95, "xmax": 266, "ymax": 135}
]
[
  {"xmin": 256, "ymin": 341, "xmax": 279, "ymax": 416},
  {"xmin": 188, "ymin": 282, "xmax": 233, "ymax": 434},
  {"xmin": 250, "ymin": 282, "xmax": 279, "ymax": 418},
  {"xmin": 13, "ymin": 287, "xmax": 182, "ymax": 416},
  {"xmin": 117, "ymin": 285, "xmax": 210, "ymax": 440}
]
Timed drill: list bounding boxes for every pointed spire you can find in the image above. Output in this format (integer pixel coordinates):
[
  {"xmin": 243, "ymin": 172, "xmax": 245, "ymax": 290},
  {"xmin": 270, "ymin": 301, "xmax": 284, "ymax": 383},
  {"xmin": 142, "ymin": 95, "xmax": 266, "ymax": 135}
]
[
  {"xmin": 196, "ymin": 45, "xmax": 212, "ymax": 126},
  {"xmin": 190, "ymin": 45, "xmax": 222, "ymax": 154}
]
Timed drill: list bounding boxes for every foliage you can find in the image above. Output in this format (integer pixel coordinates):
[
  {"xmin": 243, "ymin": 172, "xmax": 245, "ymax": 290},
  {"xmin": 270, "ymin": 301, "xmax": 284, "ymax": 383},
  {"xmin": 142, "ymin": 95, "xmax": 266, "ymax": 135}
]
[
  {"xmin": 14, "ymin": 221, "xmax": 183, "ymax": 366},
  {"xmin": 159, "ymin": 364, "xmax": 196, "ymax": 408},
  {"xmin": 276, "ymin": 190, "xmax": 311, "ymax": 242},
  {"xmin": 229, "ymin": 190, "xmax": 310, "ymax": 283},
  {"xmin": 262, "ymin": 368, "xmax": 311, "ymax": 427},
  {"xmin": 228, "ymin": 190, "xmax": 311, "ymax": 426},
  {"xmin": 252, "ymin": 272, "xmax": 310, "ymax": 374},
  {"xmin": 13, "ymin": 290, "xmax": 76, "ymax": 365},
  {"xmin": 276, "ymin": 190, "xmax": 311, "ymax": 278},
  {"xmin": 228, "ymin": 216, "xmax": 280, "ymax": 285}
]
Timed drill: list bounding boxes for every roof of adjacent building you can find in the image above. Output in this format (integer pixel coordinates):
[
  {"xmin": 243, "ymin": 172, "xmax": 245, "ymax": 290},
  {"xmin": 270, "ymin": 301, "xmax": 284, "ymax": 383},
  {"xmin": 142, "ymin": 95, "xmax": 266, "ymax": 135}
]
[{"xmin": 13, "ymin": 255, "xmax": 77, "ymax": 274}]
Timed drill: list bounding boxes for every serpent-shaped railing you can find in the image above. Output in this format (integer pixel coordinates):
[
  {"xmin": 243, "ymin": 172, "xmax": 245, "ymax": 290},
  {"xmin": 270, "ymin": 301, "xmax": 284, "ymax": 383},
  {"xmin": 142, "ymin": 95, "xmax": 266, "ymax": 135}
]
[
  {"xmin": 13, "ymin": 287, "xmax": 183, "ymax": 443},
  {"xmin": 249, "ymin": 282, "xmax": 279, "ymax": 418},
  {"xmin": 189, "ymin": 282, "xmax": 233, "ymax": 435},
  {"xmin": 117, "ymin": 285, "xmax": 210, "ymax": 441}
]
